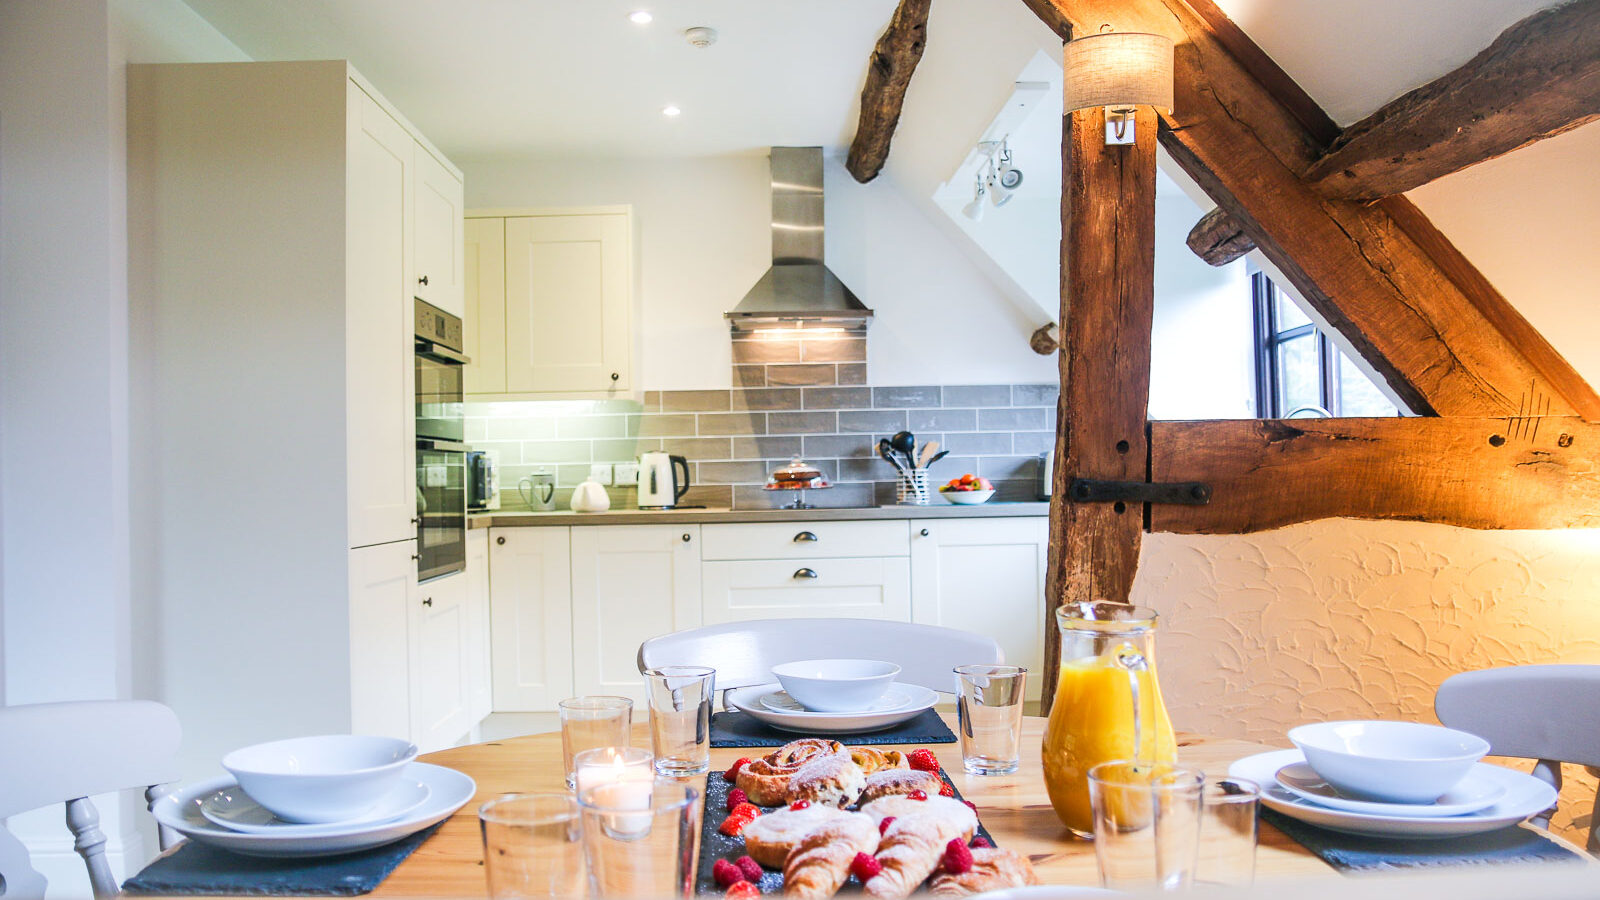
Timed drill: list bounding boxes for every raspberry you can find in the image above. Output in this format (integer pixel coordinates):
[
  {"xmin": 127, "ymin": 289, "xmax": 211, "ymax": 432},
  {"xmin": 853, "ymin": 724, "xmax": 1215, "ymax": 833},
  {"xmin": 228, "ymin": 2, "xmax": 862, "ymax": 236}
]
[
  {"xmin": 725, "ymin": 881, "xmax": 761, "ymax": 900},
  {"xmin": 850, "ymin": 852, "xmax": 882, "ymax": 881},
  {"xmin": 726, "ymin": 788, "xmax": 749, "ymax": 810},
  {"xmin": 971, "ymin": 836, "xmax": 992, "ymax": 849},
  {"xmin": 735, "ymin": 856, "xmax": 763, "ymax": 883},
  {"xmin": 908, "ymin": 748, "xmax": 940, "ymax": 773},
  {"xmin": 719, "ymin": 813, "xmax": 754, "ymax": 837},
  {"xmin": 963, "ymin": 800, "xmax": 978, "ymax": 812},
  {"xmin": 712, "ymin": 859, "xmax": 745, "ymax": 888},
  {"xmin": 724, "ymin": 758, "xmax": 753, "ymax": 782},
  {"xmin": 907, "ymin": 790, "xmax": 928, "ymax": 801},
  {"xmin": 878, "ymin": 816, "xmax": 896, "ymax": 835},
  {"xmin": 789, "ymin": 800, "xmax": 811, "ymax": 811},
  {"xmin": 730, "ymin": 802, "xmax": 762, "ymax": 820},
  {"xmin": 938, "ymin": 781, "xmax": 955, "ymax": 798},
  {"xmin": 942, "ymin": 838, "xmax": 974, "ymax": 875}
]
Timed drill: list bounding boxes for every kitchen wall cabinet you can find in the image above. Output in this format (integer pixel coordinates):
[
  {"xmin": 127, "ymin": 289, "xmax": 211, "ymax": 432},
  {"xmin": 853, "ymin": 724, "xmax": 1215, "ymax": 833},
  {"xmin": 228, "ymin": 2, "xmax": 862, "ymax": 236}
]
[
  {"xmin": 909, "ymin": 517, "xmax": 1049, "ymax": 700},
  {"xmin": 464, "ymin": 208, "xmax": 635, "ymax": 399},
  {"xmin": 413, "ymin": 147, "xmax": 465, "ymax": 317},
  {"xmin": 570, "ymin": 525, "xmax": 701, "ymax": 704},
  {"xmin": 131, "ymin": 61, "xmax": 469, "ymax": 775},
  {"xmin": 489, "ymin": 527, "xmax": 575, "ymax": 710}
]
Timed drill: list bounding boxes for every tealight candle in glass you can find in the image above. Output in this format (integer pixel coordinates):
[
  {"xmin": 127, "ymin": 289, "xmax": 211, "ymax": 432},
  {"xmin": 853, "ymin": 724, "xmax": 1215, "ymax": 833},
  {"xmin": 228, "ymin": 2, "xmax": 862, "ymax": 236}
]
[{"xmin": 572, "ymin": 747, "xmax": 655, "ymax": 836}]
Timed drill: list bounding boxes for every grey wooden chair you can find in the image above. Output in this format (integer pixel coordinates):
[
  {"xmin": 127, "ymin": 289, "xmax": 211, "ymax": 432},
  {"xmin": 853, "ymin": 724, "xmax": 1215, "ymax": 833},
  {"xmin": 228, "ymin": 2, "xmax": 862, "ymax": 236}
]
[
  {"xmin": 0, "ymin": 700, "xmax": 183, "ymax": 899},
  {"xmin": 637, "ymin": 617, "xmax": 1004, "ymax": 704},
  {"xmin": 1435, "ymin": 664, "xmax": 1600, "ymax": 854}
]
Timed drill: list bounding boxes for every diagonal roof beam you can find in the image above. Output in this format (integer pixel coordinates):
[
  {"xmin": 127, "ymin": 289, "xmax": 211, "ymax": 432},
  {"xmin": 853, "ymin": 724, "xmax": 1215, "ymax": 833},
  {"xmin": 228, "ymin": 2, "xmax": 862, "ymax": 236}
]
[
  {"xmin": 845, "ymin": 0, "xmax": 933, "ymax": 184},
  {"xmin": 1023, "ymin": 0, "xmax": 1600, "ymax": 419},
  {"xmin": 1306, "ymin": 0, "xmax": 1600, "ymax": 201}
]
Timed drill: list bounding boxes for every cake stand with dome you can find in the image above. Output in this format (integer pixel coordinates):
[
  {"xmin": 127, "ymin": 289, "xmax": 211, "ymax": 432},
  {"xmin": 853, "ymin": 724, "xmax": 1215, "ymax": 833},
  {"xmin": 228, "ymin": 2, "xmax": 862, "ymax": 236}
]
[{"xmin": 764, "ymin": 458, "xmax": 831, "ymax": 510}]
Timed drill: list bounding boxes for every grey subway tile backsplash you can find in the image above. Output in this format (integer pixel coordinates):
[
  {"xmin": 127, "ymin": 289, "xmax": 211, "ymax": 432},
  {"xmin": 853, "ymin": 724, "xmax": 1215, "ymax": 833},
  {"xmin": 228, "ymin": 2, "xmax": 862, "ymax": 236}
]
[
  {"xmin": 766, "ymin": 363, "xmax": 838, "ymax": 386},
  {"xmin": 465, "ymin": 384, "xmax": 1055, "ymax": 510}
]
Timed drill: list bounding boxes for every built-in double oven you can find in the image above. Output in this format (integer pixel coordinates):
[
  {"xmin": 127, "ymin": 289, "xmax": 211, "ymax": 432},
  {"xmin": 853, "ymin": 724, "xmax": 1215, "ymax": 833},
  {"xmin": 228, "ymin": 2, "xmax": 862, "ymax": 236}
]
[{"xmin": 414, "ymin": 299, "xmax": 469, "ymax": 581}]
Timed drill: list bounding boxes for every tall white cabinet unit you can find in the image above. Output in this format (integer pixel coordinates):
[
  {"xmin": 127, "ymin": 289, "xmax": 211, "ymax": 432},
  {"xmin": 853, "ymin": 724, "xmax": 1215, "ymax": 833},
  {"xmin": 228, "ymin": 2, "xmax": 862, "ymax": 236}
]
[{"xmin": 130, "ymin": 61, "xmax": 468, "ymax": 775}]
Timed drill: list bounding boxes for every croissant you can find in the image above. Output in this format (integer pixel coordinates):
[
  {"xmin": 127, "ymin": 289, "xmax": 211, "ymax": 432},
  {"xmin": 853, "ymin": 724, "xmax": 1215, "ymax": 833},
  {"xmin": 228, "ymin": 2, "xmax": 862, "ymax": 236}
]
[
  {"xmin": 863, "ymin": 812, "xmax": 970, "ymax": 900},
  {"xmin": 781, "ymin": 812, "xmax": 879, "ymax": 899},
  {"xmin": 927, "ymin": 848, "xmax": 1038, "ymax": 896}
]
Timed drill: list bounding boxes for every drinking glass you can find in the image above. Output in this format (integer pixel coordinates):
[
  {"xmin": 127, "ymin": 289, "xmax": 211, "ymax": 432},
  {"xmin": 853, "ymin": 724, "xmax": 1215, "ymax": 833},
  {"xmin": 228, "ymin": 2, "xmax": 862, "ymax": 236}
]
[
  {"xmin": 559, "ymin": 696, "xmax": 633, "ymax": 788},
  {"xmin": 479, "ymin": 793, "xmax": 585, "ymax": 899},
  {"xmin": 1197, "ymin": 775, "xmax": 1260, "ymax": 887},
  {"xmin": 954, "ymin": 664, "xmax": 1027, "ymax": 775},
  {"xmin": 1088, "ymin": 761, "xmax": 1204, "ymax": 891},
  {"xmin": 578, "ymin": 780, "xmax": 702, "ymax": 898},
  {"xmin": 642, "ymin": 666, "xmax": 714, "ymax": 776}
]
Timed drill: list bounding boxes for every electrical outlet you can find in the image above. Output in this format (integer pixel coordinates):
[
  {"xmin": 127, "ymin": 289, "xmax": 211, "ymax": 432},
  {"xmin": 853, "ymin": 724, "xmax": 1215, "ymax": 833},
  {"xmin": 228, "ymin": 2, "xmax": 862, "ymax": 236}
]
[
  {"xmin": 589, "ymin": 463, "xmax": 613, "ymax": 485},
  {"xmin": 614, "ymin": 462, "xmax": 640, "ymax": 486}
]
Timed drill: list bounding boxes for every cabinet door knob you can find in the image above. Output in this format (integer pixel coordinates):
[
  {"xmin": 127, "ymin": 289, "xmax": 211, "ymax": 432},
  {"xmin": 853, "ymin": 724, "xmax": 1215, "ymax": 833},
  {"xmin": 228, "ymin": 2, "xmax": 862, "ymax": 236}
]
[
  {"xmin": 411, "ymin": 516, "xmax": 421, "ymax": 525},
  {"xmin": 920, "ymin": 528, "xmax": 930, "ymax": 537},
  {"xmin": 793, "ymin": 568, "xmax": 819, "ymax": 580},
  {"xmin": 496, "ymin": 536, "xmax": 506, "ymax": 546},
  {"xmin": 682, "ymin": 533, "xmax": 692, "ymax": 542},
  {"xmin": 793, "ymin": 531, "xmax": 819, "ymax": 543},
  {"xmin": 417, "ymin": 275, "xmax": 429, "ymax": 286},
  {"xmin": 422, "ymin": 597, "xmax": 433, "ymax": 607},
  {"xmin": 611, "ymin": 372, "xmax": 620, "ymax": 382},
  {"xmin": 411, "ymin": 553, "xmax": 420, "ymax": 561}
]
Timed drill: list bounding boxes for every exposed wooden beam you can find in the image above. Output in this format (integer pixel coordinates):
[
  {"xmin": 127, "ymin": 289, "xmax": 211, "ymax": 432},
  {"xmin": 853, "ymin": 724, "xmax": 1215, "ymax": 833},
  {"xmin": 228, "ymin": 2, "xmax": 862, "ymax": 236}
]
[
  {"xmin": 1185, "ymin": 206, "xmax": 1255, "ymax": 266},
  {"xmin": 845, "ymin": 0, "xmax": 932, "ymax": 184},
  {"xmin": 1022, "ymin": 0, "xmax": 1600, "ymax": 420},
  {"xmin": 1306, "ymin": 0, "xmax": 1600, "ymax": 200},
  {"xmin": 1029, "ymin": 322, "xmax": 1059, "ymax": 355},
  {"xmin": 1149, "ymin": 416, "xmax": 1600, "ymax": 534},
  {"xmin": 1017, "ymin": 0, "xmax": 1073, "ymax": 41},
  {"xmin": 1042, "ymin": 106, "xmax": 1158, "ymax": 713}
]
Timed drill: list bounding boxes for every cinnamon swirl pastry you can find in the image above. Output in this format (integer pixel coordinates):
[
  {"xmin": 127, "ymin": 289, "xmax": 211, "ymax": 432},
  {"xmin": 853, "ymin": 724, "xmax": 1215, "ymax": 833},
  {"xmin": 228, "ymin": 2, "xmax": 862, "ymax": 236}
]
[
  {"xmin": 786, "ymin": 750, "xmax": 867, "ymax": 808},
  {"xmin": 735, "ymin": 739, "xmax": 844, "ymax": 807}
]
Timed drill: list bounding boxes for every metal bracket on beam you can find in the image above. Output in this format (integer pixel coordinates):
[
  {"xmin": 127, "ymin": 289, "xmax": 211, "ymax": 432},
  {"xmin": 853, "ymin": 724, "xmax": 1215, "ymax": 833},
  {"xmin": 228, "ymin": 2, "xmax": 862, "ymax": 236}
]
[{"xmin": 1069, "ymin": 479, "xmax": 1212, "ymax": 506}]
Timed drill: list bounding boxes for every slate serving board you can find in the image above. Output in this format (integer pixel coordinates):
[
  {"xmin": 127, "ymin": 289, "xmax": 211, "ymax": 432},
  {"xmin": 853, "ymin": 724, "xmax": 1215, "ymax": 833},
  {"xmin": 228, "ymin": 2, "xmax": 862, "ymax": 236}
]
[
  {"xmin": 694, "ymin": 764, "xmax": 994, "ymax": 895},
  {"xmin": 709, "ymin": 709, "xmax": 957, "ymax": 748}
]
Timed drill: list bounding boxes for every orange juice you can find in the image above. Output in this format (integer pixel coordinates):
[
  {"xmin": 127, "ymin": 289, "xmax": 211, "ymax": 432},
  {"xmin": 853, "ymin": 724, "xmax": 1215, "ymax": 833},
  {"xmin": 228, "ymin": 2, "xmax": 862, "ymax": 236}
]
[{"xmin": 1041, "ymin": 651, "xmax": 1177, "ymax": 836}]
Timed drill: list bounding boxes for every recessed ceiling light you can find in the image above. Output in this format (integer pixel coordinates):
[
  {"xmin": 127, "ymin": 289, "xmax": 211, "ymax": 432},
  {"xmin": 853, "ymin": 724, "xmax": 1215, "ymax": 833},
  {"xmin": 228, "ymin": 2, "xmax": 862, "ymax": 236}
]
[
  {"xmin": 661, "ymin": 105, "xmax": 682, "ymax": 117},
  {"xmin": 628, "ymin": 10, "xmax": 653, "ymax": 25}
]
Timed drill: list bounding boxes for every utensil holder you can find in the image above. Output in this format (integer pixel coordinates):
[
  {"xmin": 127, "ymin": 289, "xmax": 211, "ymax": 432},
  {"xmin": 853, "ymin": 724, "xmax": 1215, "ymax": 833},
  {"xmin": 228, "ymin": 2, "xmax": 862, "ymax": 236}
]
[{"xmin": 897, "ymin": 470, "xmax": 930, "ymax": 505}]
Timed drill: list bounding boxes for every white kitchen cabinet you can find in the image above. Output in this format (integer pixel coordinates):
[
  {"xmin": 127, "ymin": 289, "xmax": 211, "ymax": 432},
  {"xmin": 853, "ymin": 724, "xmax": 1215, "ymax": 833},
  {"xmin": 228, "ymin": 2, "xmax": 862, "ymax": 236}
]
[
  {"xmin": 702, "ymin": 557, "xmax": 913, "ymax": 623},
  {"xmin": 909, "ymin": 518, "xmax": 1049, "ymax": 700},
  {"xmin": 490, "ymin": 527, "xmax": 575, "ymax": 711},
  {"xmin": 349, "ymin": 540, "xmax": 417, "ymax": 741},
  {"xmin": 465, "ymin": 208, "xmax": 635, "ymax": 399},
  {"xmin": 464, "ymin": 528, "xmax": 493, "ymax": 725},
  {"xmin": 570, "ymin": 525, "xmax": 701, "ymax": 704},
  {"xmin": 411, "ymin": 571, "xmax": 473, "ymax": 752},
  {"xmin": 413, "ymin": 145, "xmax": 465, "ymax": 317}
]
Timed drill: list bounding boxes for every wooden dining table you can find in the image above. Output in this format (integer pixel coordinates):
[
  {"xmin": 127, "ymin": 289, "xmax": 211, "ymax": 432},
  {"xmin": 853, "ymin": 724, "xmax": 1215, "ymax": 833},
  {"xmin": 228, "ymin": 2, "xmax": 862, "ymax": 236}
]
[{"xmin": 369, "ymin": 715, "xmax": 1347, "ymax": 897}]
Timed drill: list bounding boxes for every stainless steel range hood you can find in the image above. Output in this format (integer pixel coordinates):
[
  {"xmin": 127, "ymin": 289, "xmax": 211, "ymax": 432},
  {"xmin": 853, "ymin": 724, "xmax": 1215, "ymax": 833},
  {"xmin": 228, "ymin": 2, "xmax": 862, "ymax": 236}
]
[{"xmin": 725, "ymin": 147, "xmax": 873, "ymax": 332}]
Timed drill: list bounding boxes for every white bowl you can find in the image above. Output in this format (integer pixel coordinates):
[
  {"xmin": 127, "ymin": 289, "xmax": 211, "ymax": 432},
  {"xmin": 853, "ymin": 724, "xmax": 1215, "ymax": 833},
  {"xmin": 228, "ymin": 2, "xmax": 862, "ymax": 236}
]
[
  {"xmin": 771, "ymin": 659, "xmax": 901, "ymax": 713},
  {"xmin": 1287, "ymin": 720, "xmax": 1489, "ymax": 804},
  {"xmin": 222, "ymin": 735, "xmax": 419, "ymax": 823},
  {"xmin": 941, "ymin": 489, "xmax": 995, "ymax": 505}
]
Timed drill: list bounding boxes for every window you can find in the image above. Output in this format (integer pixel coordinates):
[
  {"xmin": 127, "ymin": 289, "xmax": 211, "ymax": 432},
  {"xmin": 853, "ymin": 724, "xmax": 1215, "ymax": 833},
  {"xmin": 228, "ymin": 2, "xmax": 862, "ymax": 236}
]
[{"xmin": 1252, "ymin": 272, "xmax": 1400, "ymax": 418}]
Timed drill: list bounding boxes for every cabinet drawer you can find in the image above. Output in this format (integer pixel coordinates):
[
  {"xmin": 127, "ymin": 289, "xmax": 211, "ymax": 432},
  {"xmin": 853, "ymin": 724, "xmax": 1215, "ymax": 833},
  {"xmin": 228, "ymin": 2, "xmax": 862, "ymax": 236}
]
[
  {"xmin": 702, "ymin": 558, "xmax": 911, "ymax": 624},
  {"xmin": 701, "ymin": 521, "xmax": 908, "ymax": 561}
]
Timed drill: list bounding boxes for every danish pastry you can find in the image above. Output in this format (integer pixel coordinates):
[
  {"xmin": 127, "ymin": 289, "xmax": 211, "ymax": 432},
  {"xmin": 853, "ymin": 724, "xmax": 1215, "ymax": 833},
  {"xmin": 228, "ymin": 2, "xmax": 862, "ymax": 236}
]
[
  {"xmin": 786, "ymin": 750, "xmax": 867, "ymax": 808},
  {"xmin": 781, "ymin": 812, "xmax": 880, "ymax": 899},
  {"xmin": 849, "ymin": 747, "xmax": 909, "ymax": 775},
  {"xmin": 736, "ymin": 738, "xmax": 844, "ymax": 806},
  {"xmin": 927, "ymin": 848, "xmax": 1038, "ymax": 896},
  {"xmin": 742, "ymin": 805, "xmax": 866, "ymax": 869},
  {"xmin": 859, "ymin": 768, "xmax": 942, "ymax": 805}
]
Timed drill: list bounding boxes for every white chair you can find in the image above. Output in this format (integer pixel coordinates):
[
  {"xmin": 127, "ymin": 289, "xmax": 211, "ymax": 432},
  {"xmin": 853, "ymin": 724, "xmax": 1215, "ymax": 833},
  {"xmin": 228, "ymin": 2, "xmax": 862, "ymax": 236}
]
[
  {"xmin": 1435, "ymin": 664, "xmax": 1600, "ymax": 853},
  {"xmin": 0, "ymin": 700, "xmax": 183, "ymax": 899},
  {"xmin": 636, "ymin": 618, "xmax": 1004, "ymax": 702}
]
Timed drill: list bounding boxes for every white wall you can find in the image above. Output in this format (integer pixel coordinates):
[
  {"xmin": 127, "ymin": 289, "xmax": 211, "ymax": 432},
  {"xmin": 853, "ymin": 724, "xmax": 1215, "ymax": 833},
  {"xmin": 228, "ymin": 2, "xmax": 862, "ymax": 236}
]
[{"xmin": 461, "ymin": 152, "xmax": 1059, "ymax": 390}]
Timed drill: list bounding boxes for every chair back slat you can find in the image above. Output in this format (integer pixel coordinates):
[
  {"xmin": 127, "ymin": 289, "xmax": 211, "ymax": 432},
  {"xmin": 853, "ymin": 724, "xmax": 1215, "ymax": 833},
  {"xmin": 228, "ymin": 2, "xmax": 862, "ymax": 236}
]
[{"xmin": 1435, "ymin": 665, "xmax": 1600, "ymax": 767}]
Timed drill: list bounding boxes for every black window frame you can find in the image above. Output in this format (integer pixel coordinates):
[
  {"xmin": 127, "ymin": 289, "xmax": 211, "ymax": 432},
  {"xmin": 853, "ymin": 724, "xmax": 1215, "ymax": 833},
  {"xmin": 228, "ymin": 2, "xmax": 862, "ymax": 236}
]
[{"xmin": 1252, "ymin": 271, "xmax": 1341, "ymax": 418}]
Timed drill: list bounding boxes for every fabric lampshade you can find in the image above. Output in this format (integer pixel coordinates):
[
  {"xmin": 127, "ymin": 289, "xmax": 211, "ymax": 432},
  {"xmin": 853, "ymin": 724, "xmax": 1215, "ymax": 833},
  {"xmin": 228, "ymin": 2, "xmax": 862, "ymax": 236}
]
[{"xmin": 1063, "ymin": 31, "xmax": 1175, "ymax": 114}]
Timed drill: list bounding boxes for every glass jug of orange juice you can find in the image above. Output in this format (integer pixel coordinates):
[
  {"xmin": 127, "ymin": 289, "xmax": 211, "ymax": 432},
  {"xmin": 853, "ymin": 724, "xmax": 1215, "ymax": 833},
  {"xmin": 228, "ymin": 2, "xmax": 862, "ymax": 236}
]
[{"xmin": 1041, "ymin": 600, "xmax": 1177, "ymax": 838}]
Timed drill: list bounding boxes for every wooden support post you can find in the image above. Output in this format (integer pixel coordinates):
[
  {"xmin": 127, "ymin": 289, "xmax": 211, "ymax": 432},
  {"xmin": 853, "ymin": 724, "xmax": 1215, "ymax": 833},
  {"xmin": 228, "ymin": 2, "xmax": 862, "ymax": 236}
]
[{"xmin": 1042, "ymin": 106, "xmax": 1159, "ymax": 713}]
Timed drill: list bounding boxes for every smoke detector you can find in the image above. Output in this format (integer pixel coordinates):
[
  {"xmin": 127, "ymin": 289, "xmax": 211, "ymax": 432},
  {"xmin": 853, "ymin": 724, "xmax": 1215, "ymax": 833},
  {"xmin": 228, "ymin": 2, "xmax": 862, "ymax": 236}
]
[{"xmin": 683, "ymin": 26, "xmax": 718, "ymax": 48}]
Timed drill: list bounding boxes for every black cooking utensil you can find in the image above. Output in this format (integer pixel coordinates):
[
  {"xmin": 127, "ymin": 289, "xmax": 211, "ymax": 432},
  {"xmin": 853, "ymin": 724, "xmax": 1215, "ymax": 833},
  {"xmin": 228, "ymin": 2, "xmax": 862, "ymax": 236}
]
[{"xmin": 877, "ymin": 438, "xmax": 909, "ymax": 476}]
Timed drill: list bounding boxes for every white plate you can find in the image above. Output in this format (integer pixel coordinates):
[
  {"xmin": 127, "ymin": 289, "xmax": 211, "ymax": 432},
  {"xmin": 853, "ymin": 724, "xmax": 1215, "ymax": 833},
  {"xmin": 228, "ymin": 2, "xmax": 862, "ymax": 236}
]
[
  {"xmin": 1230, "ymin": 750, "xmax": 1556, "ymax": 839},
  {"xmin": 200, "ymin": 778, "xmax": 431, "ymax": 834},
  {"xmin": 727, "ymin": 682, "xmax": 938, "ymax": 734},
  {"xmin": 972, "ymin": 886, "xmax": 1118, "ymax": 899},
  {"xmin": 152, "ymin": 762, "xmax": 474, "ymax": 857},
  {"xmin": 759, "ymin": 684, "xmax": 922, "ymax": 715},
  {"xmin": 1275, "ymin": 762, "xmax": 1505, "ymax": 818}
]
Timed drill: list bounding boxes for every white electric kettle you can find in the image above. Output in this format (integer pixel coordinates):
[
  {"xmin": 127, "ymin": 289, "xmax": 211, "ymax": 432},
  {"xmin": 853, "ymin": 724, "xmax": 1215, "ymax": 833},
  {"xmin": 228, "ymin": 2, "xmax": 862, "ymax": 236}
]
[{"xmin": 638, "ymin": 451, "xmax": 691, "ymax": 509}]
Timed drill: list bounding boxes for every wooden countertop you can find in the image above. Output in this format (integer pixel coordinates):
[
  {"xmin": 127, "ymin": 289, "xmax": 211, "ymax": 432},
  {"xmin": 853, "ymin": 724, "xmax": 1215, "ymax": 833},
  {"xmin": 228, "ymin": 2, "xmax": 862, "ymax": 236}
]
[{"xmin": 470, "ymin": 502, "xmax": 1050, "ymax": 528}]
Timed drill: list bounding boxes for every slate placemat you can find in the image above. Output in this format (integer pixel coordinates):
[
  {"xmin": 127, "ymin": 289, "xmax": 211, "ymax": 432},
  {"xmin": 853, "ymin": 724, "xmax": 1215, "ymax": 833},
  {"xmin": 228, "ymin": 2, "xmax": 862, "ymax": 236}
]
[
  {"xmin": 695, "ymin": 766, "xmax": 994, "ymax": 895},
  {"xmin": 1261, "ymin": 809, "xmax": 1587, "ymax": 873},
  {"xmin": 121, "ymin": 824, "xmax": 444, "ymax": 896},
  {"xmin": 710, "ymin": 709, "xmax": 956, "ymax": 748}
]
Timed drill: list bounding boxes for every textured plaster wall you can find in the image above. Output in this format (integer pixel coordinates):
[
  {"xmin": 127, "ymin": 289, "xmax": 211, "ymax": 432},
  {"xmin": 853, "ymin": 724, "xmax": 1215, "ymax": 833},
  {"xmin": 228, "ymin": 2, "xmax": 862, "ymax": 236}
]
[{"xmin": 1133, "ymin": 519, "xmax": 1600, "ymax": 838}]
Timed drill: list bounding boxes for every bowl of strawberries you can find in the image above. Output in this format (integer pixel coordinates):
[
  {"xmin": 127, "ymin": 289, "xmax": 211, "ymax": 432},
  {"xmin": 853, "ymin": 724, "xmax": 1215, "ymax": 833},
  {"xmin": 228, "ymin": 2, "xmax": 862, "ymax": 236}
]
[{"xmin": 939, "ymin": 474, "xmax": 994, "ymax": 504}]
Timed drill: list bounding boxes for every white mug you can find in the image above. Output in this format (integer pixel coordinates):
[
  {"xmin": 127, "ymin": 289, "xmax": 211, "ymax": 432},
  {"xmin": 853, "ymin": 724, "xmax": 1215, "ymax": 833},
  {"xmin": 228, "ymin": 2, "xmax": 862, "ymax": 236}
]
[{"xmin": 519, "ymin": 473, "xmax": 557, "ymax": 511}]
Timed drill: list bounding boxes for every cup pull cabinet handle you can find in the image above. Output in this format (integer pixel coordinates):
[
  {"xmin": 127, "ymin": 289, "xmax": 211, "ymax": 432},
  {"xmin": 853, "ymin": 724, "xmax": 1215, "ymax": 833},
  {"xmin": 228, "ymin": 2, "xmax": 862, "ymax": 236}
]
[
  {"xmin": 793, "ymin": 531, "xmax": 819, "ymax": 543},
  {"xmin": 793, "ymin": 568, "xmax": 819, "ymax": 580}
]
